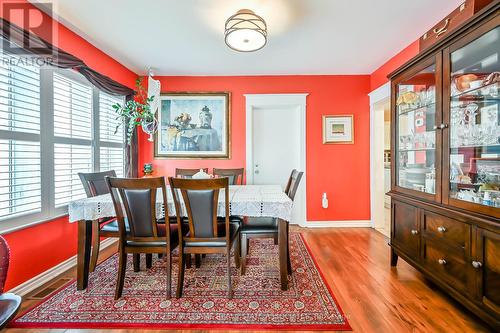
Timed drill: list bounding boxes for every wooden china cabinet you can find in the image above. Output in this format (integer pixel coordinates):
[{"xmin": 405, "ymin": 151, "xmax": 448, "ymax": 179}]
[{"xmin": 389, "ymin": 2, "xmax": 500, "ymax": 328}]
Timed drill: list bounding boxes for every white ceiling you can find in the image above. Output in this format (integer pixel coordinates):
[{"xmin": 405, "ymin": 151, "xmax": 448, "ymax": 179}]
[{"xmin": 33, "ymin": 0, "xmax": 463, "ymax": 76}]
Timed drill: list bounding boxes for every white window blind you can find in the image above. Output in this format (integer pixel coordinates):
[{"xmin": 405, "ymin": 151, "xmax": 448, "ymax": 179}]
[
  {"xmin": 0, "ymin": 57, "xmax": 40, "ymax": 134},
  {"xmin": 99, "ymin": 92, "xmax": 123, "ymax": 143},
  {"xmin": 0, "ymin": 140, "xmax": 41, "ymax": 219},
  {"xmin": 53, "ymin": 73, "xmax": 92, "ymax": 140},
  {"xmin": 54, "ymin": 143, "xmax": 92, "ymax": 207},
  {"xmin": 100, "ymin": 146, "xmax": 124, "ymax": 176},
  {"xmin": 0, "ymin": 49, "xmax": 41, "ymax": 222},
  {"xmin": 99, "ymin": 92, "xmax": 124, "ymax": 176}
]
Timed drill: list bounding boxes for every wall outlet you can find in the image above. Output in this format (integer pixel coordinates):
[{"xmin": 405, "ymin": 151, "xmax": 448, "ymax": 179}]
[{"xmin": 322, "ymin": 192, "xmax": 328, "ymax": 209}]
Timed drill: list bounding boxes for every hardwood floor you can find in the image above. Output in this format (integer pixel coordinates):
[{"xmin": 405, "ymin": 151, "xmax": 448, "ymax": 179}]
[{"xmin": 5, "ymin": 227, "xmax": 493, "ymax": 332}]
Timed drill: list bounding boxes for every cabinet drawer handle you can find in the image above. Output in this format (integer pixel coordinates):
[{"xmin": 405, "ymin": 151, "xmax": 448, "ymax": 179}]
[
  {"xmin": 437, "ymin": 226, "xmax": 447, "ymax": 233},
  {"xmin": 433, "ymin": 18, "xmax": 450, "ymax": 38},
  {"xmin": 439, "ymin": 123, "xmax": 448, "ymax": 129},
  {"xmin": 472, "ymin": 261, "xmax": 482, "ymax": 269},
  {"xmin": 411, "ymin": 229, "xmax": 418, "ymax": 235},
  {"xmin": 438, "ymin": 259, "xmax": 447, "ymax": 265}
]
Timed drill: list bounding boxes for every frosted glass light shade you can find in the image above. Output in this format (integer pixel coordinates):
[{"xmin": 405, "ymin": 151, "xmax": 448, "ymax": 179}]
[{"xmin": 224, "ymin": 9, "xmax": 267, "ymax": 52}]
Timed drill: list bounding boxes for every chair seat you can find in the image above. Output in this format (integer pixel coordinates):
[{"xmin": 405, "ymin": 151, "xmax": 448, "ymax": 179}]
[
  {"xmin": 101, "ymin": 219, "xmax": 129, "ymax": 233},
  {"xmin": 126, "ymin": 224, "xmax": 181, "ymax": 247},
  {"xmin": 0, "ymin": 293, "xmax": 21, "ymax": 329},
  {"xmin": 240, "ymin": 217, "xmax": 278, "ymax": 234},
  {"xmin": 184, "ymin": 223, "xmax": 239, "ymax": 247},
  {"xmin": 101, "ymin": 217, "xmax": 167, "ymax": 233}
]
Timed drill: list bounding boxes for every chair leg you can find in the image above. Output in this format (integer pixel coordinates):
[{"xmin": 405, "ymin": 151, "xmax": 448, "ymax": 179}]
[
  {"xmin": 146, "ymin": 253, "xmax": 153, "ymax": 268},
  {"xmin": 186, "ymin": 254, "xmax": 192, "ymax": 269},
  {"xmin": 133, "ymin": 254, "xmax": 140, "ymax": 272},
  {"xmin": 176, "ymin": 253, "xmax": 185, "ymax": 298},
  {"xmin": 286, "ymin": 224, "xmax": 292, "ymax": 275},
  {"xmin": 240, "ymin": 233, "xmax": 248, "ymax": 275},
  {"xmin": 274, "ymin": 234, "xmax": 278, "ymax": 245},
  {"xmin": 234, "ymin": 234, "xmax": 241, "ymax": 269},
  {"xmin": 227, "ymin": 249, "xmax": 232, "ymax": 299},
  {"xmin": 158, "ymin": 253, "xmax": 164, "ymax": 259},
  {"xmin": 89, "ymin": 220, "xmax": 101, "ymax": 272},
  {"xmin": 114, "ymin": 250, "xmax": 127, "ymax": 300},
  {"xmin": 165, "ymin": 250, "xmax": 172, "ymax": 299},
  {"xmin": 195, "ymin": 254, "xmax": 201, "ymax": 268}
]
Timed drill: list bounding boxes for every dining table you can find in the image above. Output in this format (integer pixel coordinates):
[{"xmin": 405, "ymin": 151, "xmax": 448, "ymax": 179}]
[{"xmin": 68, "ymin": 184, "xmax": 294, "ymax": 292}]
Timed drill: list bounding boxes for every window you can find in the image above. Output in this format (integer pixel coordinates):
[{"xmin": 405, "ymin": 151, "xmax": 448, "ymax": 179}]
[
  {"xmin": 0, "ymin": 50, "xmax": 126, "ymax": 231},
  {"xmin": 0, "ymin": 50, "xmax": 42, "ymax": 221}
]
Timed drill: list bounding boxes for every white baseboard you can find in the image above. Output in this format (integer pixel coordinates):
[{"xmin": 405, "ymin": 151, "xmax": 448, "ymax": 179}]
[
  {"xmin": 8, "ymin": 238, "xmax": 118, "ymax": 296},
  {"xmin": 300, "ymin": 220, "xmax": 372, "ymax": 228}
]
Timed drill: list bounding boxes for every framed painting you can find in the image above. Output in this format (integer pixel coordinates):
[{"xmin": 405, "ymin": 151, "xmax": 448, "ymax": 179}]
[
  {"xmin": 154, "ymin": 92, "xmax": 230, "ymax": 159},
  {"xmin": 322, "ymin": 115, "xmax": 354, "ymax": 144}
]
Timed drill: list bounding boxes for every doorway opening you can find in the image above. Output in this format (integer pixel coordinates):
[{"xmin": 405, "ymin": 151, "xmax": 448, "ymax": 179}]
[{"xmin": 370, "ymin": 83, "xmax": 391, "ymax": 237}]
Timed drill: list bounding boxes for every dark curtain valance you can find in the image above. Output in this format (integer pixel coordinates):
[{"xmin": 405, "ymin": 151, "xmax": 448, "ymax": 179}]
[{"xmin": 0, "ymin": 18, "xmax": 134, "ymax": 97}]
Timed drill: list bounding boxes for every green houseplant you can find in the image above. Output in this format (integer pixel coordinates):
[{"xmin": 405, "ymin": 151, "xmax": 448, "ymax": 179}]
[{"xmin": 112, "ymin": 77, "xmax": 156, "ymax": 144}]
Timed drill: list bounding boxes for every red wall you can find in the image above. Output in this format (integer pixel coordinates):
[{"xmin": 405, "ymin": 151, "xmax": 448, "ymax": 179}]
[
  {"xmin": 370, "ymin": 41, "xmax": 420, "ymax": 91},
  {"xmin": 1, "ymin": 1, "xmax": 137, "ymax": 290},
  {"xmin": 138, "ymin": 75, "xmax": 371, "ymax": 222}
]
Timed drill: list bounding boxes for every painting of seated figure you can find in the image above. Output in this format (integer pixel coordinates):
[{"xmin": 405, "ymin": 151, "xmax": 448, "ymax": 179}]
[{"xmin": 155, "ymin": 92, "xmax": 230, "ymax": 158}]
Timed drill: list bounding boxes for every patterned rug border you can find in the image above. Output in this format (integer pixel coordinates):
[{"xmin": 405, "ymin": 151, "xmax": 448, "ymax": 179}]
[{"xmin": 10, "ymin": 233, "xmax": 352, "ymax": 331}]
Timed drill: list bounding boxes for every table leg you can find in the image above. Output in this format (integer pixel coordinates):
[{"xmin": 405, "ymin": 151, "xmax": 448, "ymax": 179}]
[
  {"xmin": 77, "ymin": 220, "xmax": 92, "ymax": 290},
  {"xmin": 278, "ymin": 218, "xmax": 288, "ymax": 290}
]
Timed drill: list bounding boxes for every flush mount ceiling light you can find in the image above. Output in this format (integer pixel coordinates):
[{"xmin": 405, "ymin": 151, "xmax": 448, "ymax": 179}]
[{"xmin": 224, "ymin": 9, "xmax": 267, "ymax": 52}]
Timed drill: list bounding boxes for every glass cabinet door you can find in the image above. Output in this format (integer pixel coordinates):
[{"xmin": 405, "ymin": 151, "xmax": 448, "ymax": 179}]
[
  {"xmin": 395, "ymin": 58, "xmax": 439, "ymax": 200},
  {"xmin": 446, "ymin": 24, "xmax": 500, "ymax": 213}
]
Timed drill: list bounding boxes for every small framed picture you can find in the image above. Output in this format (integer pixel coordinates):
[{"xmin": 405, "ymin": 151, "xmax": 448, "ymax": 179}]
[{"xmin": 322, "ymin": 115, "xmax": 354, "ymax": 144}]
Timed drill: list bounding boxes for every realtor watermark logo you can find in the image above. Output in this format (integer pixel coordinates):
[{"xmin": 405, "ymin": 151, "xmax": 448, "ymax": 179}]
[{"xmin": 1, "ymin": 1, "xmax": 55, "ymax": 66}]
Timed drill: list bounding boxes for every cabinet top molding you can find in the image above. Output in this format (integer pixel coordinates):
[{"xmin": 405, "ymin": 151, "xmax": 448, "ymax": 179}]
[{"xmin": 388, "ymin": 1, "xmax": 499, "ymax": 80}]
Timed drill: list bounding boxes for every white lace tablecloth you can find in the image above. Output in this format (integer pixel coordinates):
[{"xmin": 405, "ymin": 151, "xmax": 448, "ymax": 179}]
[{"xmin": 68, "ymin": 185, "xmax": 293, "ymax": 222}]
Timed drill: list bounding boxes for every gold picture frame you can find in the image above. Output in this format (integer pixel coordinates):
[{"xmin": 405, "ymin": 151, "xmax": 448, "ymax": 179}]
[
  {"xmin": 322, "ymin": 115, "xmax": 354, "ymax": 144},
  {"xmin": 154, "ymin": 92, "xmax": 231, "ymax": 159}
]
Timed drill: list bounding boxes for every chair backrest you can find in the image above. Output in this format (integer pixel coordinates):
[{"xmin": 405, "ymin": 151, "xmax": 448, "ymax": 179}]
[
  {"xmin": 0, "ymin": 236, "xmax": 9, "ymax": 294},
  {"xmin": 105, "ymin": 177, "xmax": 168, "ymax": 242},
  {"xmin": 213, "ymin": 168, "xmax": 244, "ymax": 185},
  {"xmin": 79, "ymin": 170, "xmax": 117, "ymax": 197},
  {"xmin": 169, "ymin": 177, "xmax": 229, "ymax": 243},
  {"xmin": 284, "ymin": 169, "xmax": 304, "ymax": 201},
  {"xmin": 175, "ymin": 168, "xmax": 209, "ymax": 179}
]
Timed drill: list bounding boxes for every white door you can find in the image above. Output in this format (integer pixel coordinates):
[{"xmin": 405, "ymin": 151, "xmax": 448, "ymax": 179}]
[
  {"xmin": 245, "ymin": 94, "xmax": 307, "ymax": 225},
  {"xmin": 252, "ymin": 105, "xmax": 300, "ymax": 186}
]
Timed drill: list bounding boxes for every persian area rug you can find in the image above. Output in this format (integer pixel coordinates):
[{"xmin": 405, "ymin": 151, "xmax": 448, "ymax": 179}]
[{"xmin": 11, "ymin": 233, "xmax": 351, "ymax": 330}]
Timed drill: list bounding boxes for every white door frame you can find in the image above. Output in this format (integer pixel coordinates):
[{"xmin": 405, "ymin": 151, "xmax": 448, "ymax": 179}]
[
  {"xmin": 369, "ymin": 82, "xmax": 391, "ymax": 228},
  {"xmin": 244, "ymin": 93, "xmax": 308, "ymax": 226}
]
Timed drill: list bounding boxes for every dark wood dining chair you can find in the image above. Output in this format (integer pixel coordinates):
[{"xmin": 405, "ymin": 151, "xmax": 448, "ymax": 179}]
[
  {"xmin": 78, "ymin": 170, "xmax": 124, "ymax": 272},
  {"xmin": 105, "ymin": 176, "xmax": 180, "ymax": 299},
  {"xmin": 0, "ymin": 236, "xmax": 21, "ymax": 329},
  {"xmin": 239, "ymin": 169, "xmax": 303, "ymax": 275},
  {"xmin": 169, "ymin": 177, "xmax": 240, "ymax": 298},
  {"xmin": 213, "ymin": 168, "xmax": 244, "ymax": 185},
  {"xmin": 175, "ymin": 168, "xmax": 209, "ymax": 178}
]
